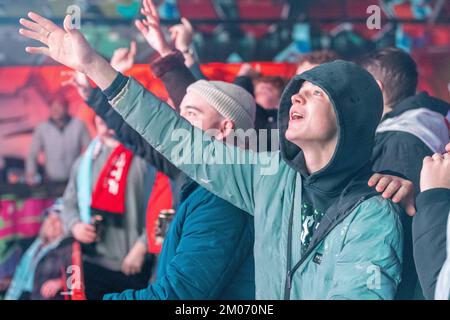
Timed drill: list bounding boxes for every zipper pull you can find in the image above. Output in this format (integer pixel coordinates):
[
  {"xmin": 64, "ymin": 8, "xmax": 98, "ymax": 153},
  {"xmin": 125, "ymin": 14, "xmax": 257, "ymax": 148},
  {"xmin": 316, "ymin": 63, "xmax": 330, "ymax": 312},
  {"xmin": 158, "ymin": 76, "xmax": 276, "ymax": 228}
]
[{"xmin": 286, "ymin": 271, "xmax": 292, "ymax": 290}]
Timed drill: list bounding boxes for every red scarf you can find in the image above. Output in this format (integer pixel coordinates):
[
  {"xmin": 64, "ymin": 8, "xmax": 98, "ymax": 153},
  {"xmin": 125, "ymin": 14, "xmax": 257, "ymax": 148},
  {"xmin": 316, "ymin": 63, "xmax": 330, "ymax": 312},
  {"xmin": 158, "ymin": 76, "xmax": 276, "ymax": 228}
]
[{"xmin": 90, "ymin": 144, "xmax": 134, "ymax": 215}]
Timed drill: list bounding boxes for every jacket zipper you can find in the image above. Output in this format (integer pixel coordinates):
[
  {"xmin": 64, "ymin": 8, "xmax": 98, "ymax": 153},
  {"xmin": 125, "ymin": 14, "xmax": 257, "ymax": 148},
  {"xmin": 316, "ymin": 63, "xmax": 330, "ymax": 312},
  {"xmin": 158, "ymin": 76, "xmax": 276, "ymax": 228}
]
[{"xmin": 283, "ymin": 196, "xmax": 367, "ymax": 300}]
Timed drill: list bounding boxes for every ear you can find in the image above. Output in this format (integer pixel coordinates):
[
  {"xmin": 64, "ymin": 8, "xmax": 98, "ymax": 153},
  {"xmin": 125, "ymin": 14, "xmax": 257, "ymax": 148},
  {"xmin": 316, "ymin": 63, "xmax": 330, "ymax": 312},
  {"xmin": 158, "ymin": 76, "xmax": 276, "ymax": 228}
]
[
  {"xmin": 375, "ymin": 79, "xmax": 383, "ymax": 92},
  {"xmin": 218, "ymin": 119, "xmax": 235, "ymax": 140}
]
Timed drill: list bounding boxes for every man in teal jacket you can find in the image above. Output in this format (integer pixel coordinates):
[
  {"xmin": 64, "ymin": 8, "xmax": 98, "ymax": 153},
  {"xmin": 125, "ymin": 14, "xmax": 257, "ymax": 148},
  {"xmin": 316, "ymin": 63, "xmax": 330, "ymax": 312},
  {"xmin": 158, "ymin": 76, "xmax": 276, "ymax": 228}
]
[{"xmin": 19, "ymin": 12, "xmax": 404, "ymax": 299}]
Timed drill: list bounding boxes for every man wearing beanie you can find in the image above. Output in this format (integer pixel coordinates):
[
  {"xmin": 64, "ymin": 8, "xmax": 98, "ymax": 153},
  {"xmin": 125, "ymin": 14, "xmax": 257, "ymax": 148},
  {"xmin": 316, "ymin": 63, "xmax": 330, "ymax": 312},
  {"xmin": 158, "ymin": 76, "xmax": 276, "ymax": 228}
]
[
  {"xmin": 66, "ymin": 58, "xmax": 257, "ymax": 298},
  {"xmin": 97, "ymin": 79, "xmax": 255, "ymax": 299}
]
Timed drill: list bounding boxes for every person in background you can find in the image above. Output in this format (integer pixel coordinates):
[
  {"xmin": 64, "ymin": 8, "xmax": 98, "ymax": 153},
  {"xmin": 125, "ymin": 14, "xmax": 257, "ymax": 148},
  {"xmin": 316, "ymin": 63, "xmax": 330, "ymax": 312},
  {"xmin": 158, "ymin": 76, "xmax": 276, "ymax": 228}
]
[
  {"xmin": 60, "ymin": 116, "xmax": 153, "ymax": 300},
  {"xmin": 5, "ymin": 201, "xmax": 82, "ymax": 300},
  {"xmin": 25, "ymin": 92, "xmax": 90, "ymax": 184},
  {"xmin": 296, "ymin": 50, "xmax": 340, "ymax": 75},
  {"xmin": 361, "ymin": 48, "xmax": 450, "ymax": 299},
  {"xmin": 413, "ymin": 142, "xmax": 450, "ymax": 300}
]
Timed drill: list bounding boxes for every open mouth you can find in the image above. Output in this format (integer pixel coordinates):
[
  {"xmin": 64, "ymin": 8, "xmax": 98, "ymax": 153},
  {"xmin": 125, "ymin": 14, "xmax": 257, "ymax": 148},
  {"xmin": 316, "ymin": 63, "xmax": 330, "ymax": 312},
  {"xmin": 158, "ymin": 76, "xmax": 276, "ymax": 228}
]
[{"xmin": 290, "ymin": 112, "xmax": 304, "ymax": 120}]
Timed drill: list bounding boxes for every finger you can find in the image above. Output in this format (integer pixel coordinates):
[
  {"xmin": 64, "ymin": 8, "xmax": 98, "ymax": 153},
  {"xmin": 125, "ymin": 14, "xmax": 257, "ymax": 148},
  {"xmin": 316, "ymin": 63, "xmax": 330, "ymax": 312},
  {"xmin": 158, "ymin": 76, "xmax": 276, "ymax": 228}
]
[
  {"xmin": 375, "ymin": 176, "xmax": 391, "ymax": 193},
  {"xmin": 61, "ymin": 78, "xmax": 75, "ymax": 87},
  {"xmin": 405, "ymin": 203, "xmax": 417, "ymax": 217},
  {"xmin": 147, "ymin": 0, "xmax": 160, "ymax": 22},
  {"xmin": 432, "ymin": 153, "xmax": 444, "ymax": 161},
  {"xmin": 444, "ymin": 153, "xmax": 450, "ymax": 160},
  {"xmin": 25, "ymin": 46, "xmax": 50, "ymax": 55},
  {"xmin": 392, "ymin": 185, "xmax": 412, "ymax": 203},
  {"xmin": 382, "ymin": 180, "xmax": 401, "ymax": 199},
  {"xmin": 63, "ymin": 14, "xmax": 72, "ymax": 33},
  {"xmin": 368, "ymin": 173, "xmax": 382, "ymax": 187},
  {"xmin": 28, "ymin": 12, "xmax": 59, "ymax": 32},
  {"xmin": 19, "ymin": 28, "xmax": 48, "ymax": 45},
  {"xmin": 60, "ymin": 70, "xmax": 75, "ymax": 77},
  {"xmin": 135, "ymin": 20, "xmax": 148, "ymax": 35},
  {"xmin": 181, "ymin": 17, "xmax": 193, "ymax": 31},
  {"xmin": 129, "ymin": 40, "xmax": 137, "ymax": 56},
  {"xmin": 446, "ymin": 143, "xmax": 450, "ymax": 153},
  {"xmin": 19, "ymin": 18, "xmax": 45, "ymax": 33}
]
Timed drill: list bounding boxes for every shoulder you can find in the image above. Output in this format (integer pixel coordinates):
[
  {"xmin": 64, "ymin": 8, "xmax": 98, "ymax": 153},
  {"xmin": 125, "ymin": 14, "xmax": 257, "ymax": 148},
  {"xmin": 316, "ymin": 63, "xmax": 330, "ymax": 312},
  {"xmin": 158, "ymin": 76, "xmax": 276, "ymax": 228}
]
[
  {"xmin": 70, "ymin": 117, "xmax": 88, "ymax": 129},
  {"xmin": 377, "ymin": 131, "xmax": 431, "ymax": 153},
  {"xmin": 348, "ymin": 196, "xmax": 403, "ymax": 236}
]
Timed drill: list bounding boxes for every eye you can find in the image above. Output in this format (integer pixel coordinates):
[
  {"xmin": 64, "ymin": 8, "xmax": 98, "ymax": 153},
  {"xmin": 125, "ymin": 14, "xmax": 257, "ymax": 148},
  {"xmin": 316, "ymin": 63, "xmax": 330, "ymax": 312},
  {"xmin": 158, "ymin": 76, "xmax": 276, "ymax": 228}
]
[{"xmin": 313, "ymin": 90, "xmax": 323, "ymax": 97}]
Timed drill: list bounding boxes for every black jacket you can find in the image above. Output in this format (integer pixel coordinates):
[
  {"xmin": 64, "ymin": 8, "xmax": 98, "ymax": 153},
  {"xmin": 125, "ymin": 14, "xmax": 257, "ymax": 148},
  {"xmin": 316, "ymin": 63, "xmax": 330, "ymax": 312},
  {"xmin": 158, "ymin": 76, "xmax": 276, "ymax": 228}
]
[
  {"xmin": 413, "ymin": 188, "xmax": 450, "ymax": 299},
  {"xmin": 371, "ymin": 92, "xmax": 450, "ymax": 300}
]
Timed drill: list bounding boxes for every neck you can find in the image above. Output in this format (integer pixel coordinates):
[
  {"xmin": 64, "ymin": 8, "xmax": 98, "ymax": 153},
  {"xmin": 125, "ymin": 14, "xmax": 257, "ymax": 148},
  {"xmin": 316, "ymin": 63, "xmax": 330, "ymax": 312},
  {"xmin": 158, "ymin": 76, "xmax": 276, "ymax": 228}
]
[
  {"xmin": 382, "ymin": 103, "xmax": 394, "ymax": 116},
  {"xmin": 300, "ymin": 139, "xmax": 337, "ymax": 174}
]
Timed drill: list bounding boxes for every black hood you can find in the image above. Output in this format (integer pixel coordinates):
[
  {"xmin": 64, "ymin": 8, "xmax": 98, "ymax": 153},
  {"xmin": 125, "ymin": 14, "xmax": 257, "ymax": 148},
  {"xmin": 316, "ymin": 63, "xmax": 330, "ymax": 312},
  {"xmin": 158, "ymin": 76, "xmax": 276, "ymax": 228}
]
[
  {"xmin": 278, "ymin": 60, "xmax": 383, "ymax": 193},
  {"xmin": 384, "ymin": 91, "xmax": 450, "ymax": 120}
]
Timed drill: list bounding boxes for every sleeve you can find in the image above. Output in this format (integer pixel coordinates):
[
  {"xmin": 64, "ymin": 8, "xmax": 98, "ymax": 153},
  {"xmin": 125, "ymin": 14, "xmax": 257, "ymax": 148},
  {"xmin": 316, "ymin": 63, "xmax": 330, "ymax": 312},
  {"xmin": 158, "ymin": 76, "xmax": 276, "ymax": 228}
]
[
  {"xmin": 60, "ymin": 160, "xmax": 82, "ymax": 234},
  {"xmin": 105, "ymin": 75, "xmax": 274, "ymax": 215},
  {"xmin": 85, "ymin": 88, "xmax": 181, "ymax": 181},
  {"xmin": 327, "ymin": 197, "xmax": 404, "ymax": 300},
  {"xmin": 25, "ymin": 125, "xmax": 43, "ymax": 176},
  {"xmin": 188, "ymin": 62, "xmax": 207, "ymax": 81},
  {"xmin": 233, "ymin": 75, "xmax": 255, "ymax": 96},
  {"xmin": 150, "ymin": 50, "xmax": 197, "ymax": 109},
  {"xmin": 103, "ymin": 196, "xmax": 253, "ymax": 300},
  {"xmin": 374, "ymin": 133, "xmax": 433, "ymax": 194},
  {"xmin": 413, "ymin": 188, "xmax": 450, "ymax": 299}
]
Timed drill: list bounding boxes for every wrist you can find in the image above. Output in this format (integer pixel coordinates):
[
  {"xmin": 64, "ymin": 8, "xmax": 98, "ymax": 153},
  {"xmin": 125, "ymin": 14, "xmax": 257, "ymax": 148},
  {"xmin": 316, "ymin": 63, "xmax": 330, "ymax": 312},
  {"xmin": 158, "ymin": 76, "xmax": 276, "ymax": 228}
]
[
  {"xmin": 158, "ymin": 46, "xmax": 173, "ymax": 58},
  {"xmin": 85, "ymin": 54, "xmax": 118, "ymax": 91}
]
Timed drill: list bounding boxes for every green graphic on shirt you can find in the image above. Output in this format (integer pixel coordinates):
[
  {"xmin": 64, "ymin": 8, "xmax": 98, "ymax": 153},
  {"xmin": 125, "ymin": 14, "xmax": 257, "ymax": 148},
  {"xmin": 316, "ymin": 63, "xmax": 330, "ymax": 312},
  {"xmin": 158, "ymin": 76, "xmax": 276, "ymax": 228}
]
[{"xmin": 300, "ymin": 203, "xmax": 325, "ymax": 253}]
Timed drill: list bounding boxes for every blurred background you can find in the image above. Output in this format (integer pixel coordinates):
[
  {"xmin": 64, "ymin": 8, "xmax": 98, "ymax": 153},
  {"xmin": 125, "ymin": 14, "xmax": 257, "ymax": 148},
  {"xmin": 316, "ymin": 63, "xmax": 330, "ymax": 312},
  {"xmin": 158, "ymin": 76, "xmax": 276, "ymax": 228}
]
[{"xmin": 1, "ymin": 0, "xmax": 450, "ymax": 298}]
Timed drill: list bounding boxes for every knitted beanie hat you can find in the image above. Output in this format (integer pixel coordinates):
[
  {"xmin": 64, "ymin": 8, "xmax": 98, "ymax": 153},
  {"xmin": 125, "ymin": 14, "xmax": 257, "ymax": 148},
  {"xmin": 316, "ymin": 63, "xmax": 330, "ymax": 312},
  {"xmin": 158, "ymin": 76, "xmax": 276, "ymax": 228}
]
[{"xmin": 186, "ymin": 80, "xmax": 256, "ymax": 130}]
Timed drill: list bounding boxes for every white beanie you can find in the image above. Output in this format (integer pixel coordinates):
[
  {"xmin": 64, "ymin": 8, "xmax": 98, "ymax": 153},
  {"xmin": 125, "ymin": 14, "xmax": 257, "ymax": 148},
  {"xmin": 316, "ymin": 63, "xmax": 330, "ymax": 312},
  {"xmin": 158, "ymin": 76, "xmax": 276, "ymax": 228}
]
[{"xmin": 186, "ymin": 80, "xmax": 256, "ymax": 130}]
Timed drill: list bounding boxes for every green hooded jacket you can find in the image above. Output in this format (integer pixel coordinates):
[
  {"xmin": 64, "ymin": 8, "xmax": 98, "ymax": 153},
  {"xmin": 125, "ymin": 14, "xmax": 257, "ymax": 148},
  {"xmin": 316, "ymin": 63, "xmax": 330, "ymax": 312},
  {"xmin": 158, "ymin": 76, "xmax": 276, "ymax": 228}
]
[{"xmin": 105, "ymin": 60, "xmax": 403, "ymax": 300}]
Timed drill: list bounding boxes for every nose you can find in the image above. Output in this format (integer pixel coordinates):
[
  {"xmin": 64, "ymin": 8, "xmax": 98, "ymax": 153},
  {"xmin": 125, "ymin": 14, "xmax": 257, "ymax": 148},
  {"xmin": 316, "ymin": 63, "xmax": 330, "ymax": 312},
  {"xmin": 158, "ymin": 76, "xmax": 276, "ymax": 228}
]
[{"xmin": 291, "ymin": 92, "xmax": 305, "ymax": 105}]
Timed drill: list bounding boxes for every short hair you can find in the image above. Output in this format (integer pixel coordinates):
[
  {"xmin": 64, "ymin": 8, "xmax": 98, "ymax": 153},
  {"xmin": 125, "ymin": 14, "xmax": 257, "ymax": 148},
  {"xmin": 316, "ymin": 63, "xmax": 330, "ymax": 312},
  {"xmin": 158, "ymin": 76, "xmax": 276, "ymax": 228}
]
[
  {"xmin": 47, "ymin": 89, "xmax": 70, "ymax": 108},
  {"xmin": 253, "ymin": 76, "xmax": 286, "ymax": 93},
  {"xmin": 297, "ymin": 50, "xmax": 340, "ymax": 66},
  {"xmin": 359, "ymin": 47, "xmax": 418, "ymax": 107}
]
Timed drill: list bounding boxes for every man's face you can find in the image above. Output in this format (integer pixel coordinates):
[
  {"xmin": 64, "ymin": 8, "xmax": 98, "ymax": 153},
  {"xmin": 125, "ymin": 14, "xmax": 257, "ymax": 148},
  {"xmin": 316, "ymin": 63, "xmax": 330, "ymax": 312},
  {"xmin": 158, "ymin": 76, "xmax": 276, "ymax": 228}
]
[
  {"xmin": 286, "ymin": 81, "xmax": 338, "ymax": 147},
  {"xmin": 254, "ymin": 82, "xmax": 282, "ymax": 110},
  {"xmin": 48, "ymin": 100, "xmax": 68, "ymax": 121},
  {"xmin": 296, "ymin": 62, "xmax": 318, "ymax": 75},
  {"xmin": 180, "ymin": 91, "xmax": 228, "ymax": 133}
]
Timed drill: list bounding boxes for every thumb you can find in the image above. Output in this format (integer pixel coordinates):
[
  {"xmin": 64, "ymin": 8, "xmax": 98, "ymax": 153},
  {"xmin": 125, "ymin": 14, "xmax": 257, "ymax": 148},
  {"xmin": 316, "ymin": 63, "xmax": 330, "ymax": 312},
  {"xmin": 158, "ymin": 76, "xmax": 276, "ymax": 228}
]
[
  {"xmin": 63, "ymin": 14, "xmax": 73, "ymax": 33},
  {"xmin": 405, "ymin": 202, "xmax": 416, "ymax": 217},
  {"xmin": 181, "ymin": 17, "xmax": 193, "ymax": 31},
  {"xmin": 129, "ymin": 40, "xmax": 137, "ymax": 56}
]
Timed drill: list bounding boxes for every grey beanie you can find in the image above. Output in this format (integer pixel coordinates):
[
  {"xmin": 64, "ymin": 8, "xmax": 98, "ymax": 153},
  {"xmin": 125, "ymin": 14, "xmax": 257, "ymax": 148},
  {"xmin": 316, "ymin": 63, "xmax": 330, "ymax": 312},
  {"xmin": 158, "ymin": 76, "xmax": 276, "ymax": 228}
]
[{"xmin": 186, "ymin": 80, "xmax": 256, "ymax": 130}]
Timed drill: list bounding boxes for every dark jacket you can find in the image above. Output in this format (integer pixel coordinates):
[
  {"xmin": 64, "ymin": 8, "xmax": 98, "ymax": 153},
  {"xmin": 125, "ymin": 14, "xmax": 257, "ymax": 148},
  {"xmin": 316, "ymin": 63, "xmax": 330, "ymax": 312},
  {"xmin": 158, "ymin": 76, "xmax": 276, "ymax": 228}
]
[
  {"xmin": 234, "ymin": 75, "xmax": 279, "ymax": 152},
  {"xmin": 104, "ymin": 181, "xmax": 255, "ymax": 300},
  {"xmin": 371, "ymin": 92, "xmax": 450, "ymax": 299},
  {"xmin": 413, "ymin": 188, "xmax": 450, "ymax": 299},
  {"xmin": 31, "ymin": 237, "xmax": 77, "ymax": 300}
]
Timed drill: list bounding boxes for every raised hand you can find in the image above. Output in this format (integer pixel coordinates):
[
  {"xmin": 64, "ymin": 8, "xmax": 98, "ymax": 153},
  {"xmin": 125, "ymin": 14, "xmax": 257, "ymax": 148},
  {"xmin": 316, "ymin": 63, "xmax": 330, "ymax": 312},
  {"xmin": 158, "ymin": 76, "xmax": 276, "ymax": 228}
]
[
  {"xmin": 169, "ymin": 17, "xmax": 194, "ymax": 52},
  {"xmin": 19, "ymin": 12, "xmax": 97, "ymax": 74},
  {"xmin": 19, "ymin": 12, "xmax": 117, "ymax": 90},
  {"xmin": 110, "ymin": 41, "xmax": 137, "ymax": 73},
  {"xmin": 135, "ymin": 0, "xmax": 172, "ymax": 57},
  {"xmin": 420, "ymin": 150, "xmax": 450, "ymax": 192},
  {"xmin": 61, "ymin": 70, "xmax": 92, "ymax": 101}
]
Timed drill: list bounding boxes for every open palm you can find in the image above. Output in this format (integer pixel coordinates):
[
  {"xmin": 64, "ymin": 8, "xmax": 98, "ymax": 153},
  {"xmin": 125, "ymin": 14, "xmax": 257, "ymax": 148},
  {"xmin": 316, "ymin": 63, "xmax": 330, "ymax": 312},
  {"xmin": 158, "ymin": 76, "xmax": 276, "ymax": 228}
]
[
  {"xmin": 135, "ymin": 0, "xmax": 171, "ymax": 56},
  {"xmin": 19, "ymin": 12, "xmax": 96, "ymax": 74}
]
